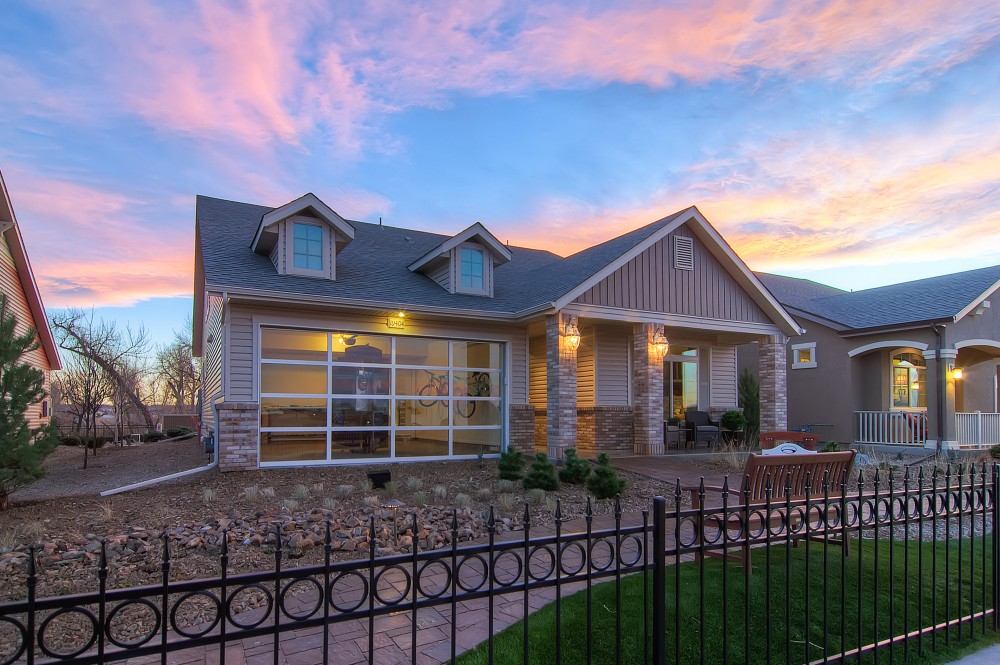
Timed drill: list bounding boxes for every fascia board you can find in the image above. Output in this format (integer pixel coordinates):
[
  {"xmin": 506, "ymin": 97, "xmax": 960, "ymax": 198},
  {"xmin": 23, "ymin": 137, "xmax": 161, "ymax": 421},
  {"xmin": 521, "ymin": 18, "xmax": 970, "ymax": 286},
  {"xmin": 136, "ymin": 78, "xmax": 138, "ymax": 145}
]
[{"xmin": 954, "ymin": 277, "xmax": 1000, "ymax": 323}]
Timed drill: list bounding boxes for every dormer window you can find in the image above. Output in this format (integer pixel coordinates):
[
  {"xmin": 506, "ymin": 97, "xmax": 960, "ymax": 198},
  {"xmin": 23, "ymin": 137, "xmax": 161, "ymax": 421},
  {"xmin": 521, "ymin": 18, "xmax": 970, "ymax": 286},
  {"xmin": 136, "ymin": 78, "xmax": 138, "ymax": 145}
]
[
  {"xmin": 460, "ymin": 247, "xmax": 485, "ymax": 292},
  {"xmin": 293, "ymin": 223, "xmax": 323, "ymax": 271}
]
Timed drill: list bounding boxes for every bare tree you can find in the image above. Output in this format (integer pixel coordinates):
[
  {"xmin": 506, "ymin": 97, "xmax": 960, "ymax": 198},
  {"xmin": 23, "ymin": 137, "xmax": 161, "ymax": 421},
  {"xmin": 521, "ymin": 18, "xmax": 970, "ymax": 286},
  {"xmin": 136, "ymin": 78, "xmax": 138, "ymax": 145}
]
[
  {"xmin": 53, "ymin": 352, "xmax": 112, "ymax": 468},
  {"xmin": 155, "ymin": 324, "xmax": 200, "ymax": 413},
  {"xmin": 50, "ymin": 310, "xmax": 155, "ymax": 429}
]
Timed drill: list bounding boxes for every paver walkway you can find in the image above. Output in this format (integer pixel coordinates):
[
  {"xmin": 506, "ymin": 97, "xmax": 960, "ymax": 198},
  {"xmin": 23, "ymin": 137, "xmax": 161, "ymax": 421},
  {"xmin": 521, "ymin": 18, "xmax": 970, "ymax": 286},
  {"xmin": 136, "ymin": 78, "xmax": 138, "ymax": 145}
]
[{"xmin": 120, "ymin": 456, "xmax": 720, "ymax": 664}]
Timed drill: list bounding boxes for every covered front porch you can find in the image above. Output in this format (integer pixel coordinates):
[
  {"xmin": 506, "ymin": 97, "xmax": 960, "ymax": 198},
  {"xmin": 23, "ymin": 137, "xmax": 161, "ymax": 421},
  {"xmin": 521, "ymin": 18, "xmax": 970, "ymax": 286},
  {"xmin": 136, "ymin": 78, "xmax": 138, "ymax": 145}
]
[
  {"xmin": 852, "ymin": 339, "xmax": 1000, "ymax": 450},
  {"xmin": 524, "ymin": 312, "xmax": 787, "ymax": 458}
]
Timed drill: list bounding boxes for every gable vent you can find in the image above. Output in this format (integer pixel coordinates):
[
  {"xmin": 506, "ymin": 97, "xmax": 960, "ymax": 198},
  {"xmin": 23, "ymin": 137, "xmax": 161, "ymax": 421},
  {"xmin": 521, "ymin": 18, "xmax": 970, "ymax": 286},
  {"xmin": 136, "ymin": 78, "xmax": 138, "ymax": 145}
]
[{"xmin": 673, "ymin": 236, "xmax": 694, "ymax": 270}]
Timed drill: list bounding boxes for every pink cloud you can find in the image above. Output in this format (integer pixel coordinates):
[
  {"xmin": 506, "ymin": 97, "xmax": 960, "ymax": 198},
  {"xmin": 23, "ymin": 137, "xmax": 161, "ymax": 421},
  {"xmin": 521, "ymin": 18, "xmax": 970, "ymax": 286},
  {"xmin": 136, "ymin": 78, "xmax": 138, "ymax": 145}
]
[{"xmin": 4, "ymin": 169, "xmax": 193, "ymax": 308}]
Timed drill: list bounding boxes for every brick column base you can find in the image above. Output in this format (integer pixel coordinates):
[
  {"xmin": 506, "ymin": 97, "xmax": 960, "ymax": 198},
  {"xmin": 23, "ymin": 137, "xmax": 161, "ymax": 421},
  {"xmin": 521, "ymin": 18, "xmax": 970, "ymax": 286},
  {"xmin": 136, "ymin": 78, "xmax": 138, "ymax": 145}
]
[
  {"xmin": 217, "ymin": 402, "xmax": 260, "ymax": 472},
  {"xmin": 508, "ymin": 404, "xmax": 536, "ymax": 455}
]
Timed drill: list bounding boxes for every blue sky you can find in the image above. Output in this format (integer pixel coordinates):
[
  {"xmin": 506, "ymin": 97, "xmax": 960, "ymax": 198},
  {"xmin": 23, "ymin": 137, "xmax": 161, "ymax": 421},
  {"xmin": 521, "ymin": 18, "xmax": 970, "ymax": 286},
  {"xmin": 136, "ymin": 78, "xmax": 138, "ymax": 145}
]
[{"xmin": 2, "ymin": 1, "xmax": 1000, "ymax": 349}]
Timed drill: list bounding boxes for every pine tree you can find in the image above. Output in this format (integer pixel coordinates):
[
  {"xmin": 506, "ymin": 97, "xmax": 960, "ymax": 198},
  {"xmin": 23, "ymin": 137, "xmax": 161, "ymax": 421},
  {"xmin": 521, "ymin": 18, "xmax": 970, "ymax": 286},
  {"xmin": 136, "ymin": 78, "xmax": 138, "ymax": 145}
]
[
  {"xmin": 523, "ymin": 453, "xmax": 560, "ymax": 491},
  {"xmin": 586, "ymin": 453, "xmax": 625, "ymax": 500},
  {"xmin": 0, "ymin": 294, "xmax": 59, "ymax": 510},
  {"xmin": 558, "ymin": 448, "xmax": 591, "ymax": 485},
  {"xmin": 497, "ymin": 448, "xmax": 526, "ymax": 480}
]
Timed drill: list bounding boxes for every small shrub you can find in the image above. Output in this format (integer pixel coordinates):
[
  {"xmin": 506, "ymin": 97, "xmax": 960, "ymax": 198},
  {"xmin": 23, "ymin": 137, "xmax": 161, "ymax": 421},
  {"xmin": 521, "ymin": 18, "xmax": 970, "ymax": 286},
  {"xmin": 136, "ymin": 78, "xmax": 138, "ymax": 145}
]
[
  {"xmin": 558, "ymin": 448, "xmax": 591, "ymax": 485},
  {"xmin": 990, "ymin": 444, "xmax": 1000, "ymax": 460},
  {"xmin": 454, "ymin": 493, "xmax": 471, "ymax": 509},
  {"xmin": 293, "ymin": 484, "xmax": 310, "ymax": 501},
  {"xmin": 587, "ymin": 453, "xmax": 625, "ymax": 500},
  {"xmin": 721, "ymin": 410, "xmax": 747, "ymax": 432},
  {"xmin": 323, "ymin": 497, "xmax": 339, "ymax": 511},
  {"xmin": 336, "ymin": 484, "xmax": 355, "ymax": 499},
  {"xmin": 432, "ymin": 484, "xmax": 448, "ymax": 501},
  {"xmin": 361, "ymin": 477, "xmax": 374, "ymax": 493},
  {"xmin": 523, "ymin": 453, "xmax": 559, "ymax": 491},
  {"xmin": 497, "ymin": 493, "xmax": 518, "ymax": 514},
  {"xmin": 279, "ymin": 499, "xmax": 299, "ymax": 512},
  {"xmin": 202, "ymin": 488, "xmax": 217, "ymax": 503},
  {"xmin": 165, "ymin": 427, "xmax": 193, "ymax": 438},
  {"xmin": 383, "ymin": 480, "xmax": 399, "ymax": 499},
  {"xmin": 406, "ymin": 476, "xmax": 423, "ymax": 491},
  {"xmin": 497, "ymin": 479, "xmax": 515, "ymax": 493},
  {"xmin": 545, "ymin": 496, "xmax": 559, "ymax": 514},
  {"xmin": 60, "ymin": 435, "xmax": 82, "ymax": 447},
  {"xmin": 821, "ymin": 441, "xmax": 840, "ymax": 453},
  {"xmin": 311, "ymin": 482, "xmax": 325, "ymax": 494},
  {"xmin": 98, "ymin": 500, "xmax": 114, "ymax": 521},
  {"xmin": 498, "ymin": 448, "xmax": 526, "ymax": 481},
  {"xmin": 412, "ymin": 490, "xmax": 428, "ymax": 508},
  {"xmin": 261, "ymin": 486, "xmax": 276, "ymax": 498},
  {"xmin": 143, "ymin": 431, "xmax": 167, "ymax": 442},
  {"xmin": 243, "ymin": 484, "xmax": 260, "ymax": 501},
  {"xmin": 527, "ymin": 488, "xmax": 546, "ymax": 506},
  {"xmin": 363, "ymin": 495, "xmax": 380, "ymax": 508},
  {"xmin": 476, "ymin": 488, "xmax": 492, "ymax": 502}
]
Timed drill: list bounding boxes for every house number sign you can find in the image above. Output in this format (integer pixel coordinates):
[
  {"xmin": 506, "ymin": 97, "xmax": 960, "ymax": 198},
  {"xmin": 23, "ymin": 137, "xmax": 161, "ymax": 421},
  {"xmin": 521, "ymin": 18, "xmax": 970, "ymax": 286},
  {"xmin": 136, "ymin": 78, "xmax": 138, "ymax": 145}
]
[{"xmin": 386, "ymin": 317, "xmax": 405, "ymax": 330}]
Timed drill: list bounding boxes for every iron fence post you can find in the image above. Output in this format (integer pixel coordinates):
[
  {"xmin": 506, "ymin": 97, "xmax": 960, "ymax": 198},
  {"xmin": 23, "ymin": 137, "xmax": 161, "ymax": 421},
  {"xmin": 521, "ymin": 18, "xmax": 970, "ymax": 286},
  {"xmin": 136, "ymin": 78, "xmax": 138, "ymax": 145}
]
[
  {"xmin": 26, "ymin": 544, "xmax": 36, "ymax": 665},
  {"xmin": 993, "ymin": 463, "xmax": 999, "ymax": 632},
  {"xmin": 653, "ymin": 495, "xmax": 666, "ymax": 665}
]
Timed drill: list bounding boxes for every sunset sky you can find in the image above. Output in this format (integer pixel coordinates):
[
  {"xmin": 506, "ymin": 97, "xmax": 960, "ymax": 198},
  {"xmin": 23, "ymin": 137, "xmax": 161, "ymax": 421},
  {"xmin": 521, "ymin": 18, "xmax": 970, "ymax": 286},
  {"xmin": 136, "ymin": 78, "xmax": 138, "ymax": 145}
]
[{"xmin": 3, "ymin": 1, "xmax": 1000, "ymax": 348}]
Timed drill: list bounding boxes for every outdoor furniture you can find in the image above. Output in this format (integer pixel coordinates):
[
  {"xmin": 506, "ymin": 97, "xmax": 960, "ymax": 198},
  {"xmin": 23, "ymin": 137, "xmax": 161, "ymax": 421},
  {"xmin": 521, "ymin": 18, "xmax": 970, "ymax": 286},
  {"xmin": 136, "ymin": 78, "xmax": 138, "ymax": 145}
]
[
  {"xmin": 688, "ymin": 450, "xmax": 857, "ymax": 572},
  {"xmin": 684, "ymin": 410, "xmax": 721, "ymax": 447},
  {"xmin": 759, "ymin": 430, "xmax": 819, "ymax": 451},
  {"xmin": 663, "ymin": 423, "xmax": 687, "ymax": 450}
]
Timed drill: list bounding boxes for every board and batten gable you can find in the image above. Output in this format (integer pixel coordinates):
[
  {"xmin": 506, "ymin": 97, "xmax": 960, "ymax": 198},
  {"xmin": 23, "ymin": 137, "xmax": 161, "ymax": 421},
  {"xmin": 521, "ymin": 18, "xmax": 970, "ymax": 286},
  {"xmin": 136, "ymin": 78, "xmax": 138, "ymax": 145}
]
[
  {"xmin": 0, "ymin": 231, "xmax": 52, "ymax": 430},
  {"xmin": 224, "ymin": 303, "xmax": 530, "ymax": 405},
  {"xmin": 573, "ymin": 226, "xmax": 771, "ymax": 324}
]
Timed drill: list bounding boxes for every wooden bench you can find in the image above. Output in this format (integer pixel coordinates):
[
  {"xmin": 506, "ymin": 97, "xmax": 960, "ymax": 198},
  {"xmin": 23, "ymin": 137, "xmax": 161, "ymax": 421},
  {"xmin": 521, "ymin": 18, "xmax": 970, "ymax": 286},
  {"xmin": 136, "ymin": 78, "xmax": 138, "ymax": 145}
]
[
  {"xmin": 689, "ymin": 450, "xmax": 856, "ymax": 572},
  {"xmin": 759, "ymin": 430, "xmax": 820, "ymax": 450}
]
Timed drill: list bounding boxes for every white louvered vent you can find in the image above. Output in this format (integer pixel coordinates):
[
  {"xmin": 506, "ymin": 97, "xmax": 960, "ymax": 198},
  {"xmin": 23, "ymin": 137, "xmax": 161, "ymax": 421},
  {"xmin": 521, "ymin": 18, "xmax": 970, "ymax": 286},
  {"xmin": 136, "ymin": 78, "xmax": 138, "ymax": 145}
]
[{"xmin": 673, "ymin": 236, "xmax": 694, "ymax": 270}]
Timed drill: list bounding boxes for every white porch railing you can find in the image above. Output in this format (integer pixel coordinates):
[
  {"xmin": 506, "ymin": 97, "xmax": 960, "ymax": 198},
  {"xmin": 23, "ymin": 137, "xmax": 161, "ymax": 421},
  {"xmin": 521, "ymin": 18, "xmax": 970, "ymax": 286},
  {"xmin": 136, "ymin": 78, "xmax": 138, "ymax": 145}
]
[
  {"xmin": 955, "ymin": 412, "xmax": 1000, "ymax": 448},
  {"xmin": 855, "ymin": 410, "xmax": 928, "ymax": 446}
]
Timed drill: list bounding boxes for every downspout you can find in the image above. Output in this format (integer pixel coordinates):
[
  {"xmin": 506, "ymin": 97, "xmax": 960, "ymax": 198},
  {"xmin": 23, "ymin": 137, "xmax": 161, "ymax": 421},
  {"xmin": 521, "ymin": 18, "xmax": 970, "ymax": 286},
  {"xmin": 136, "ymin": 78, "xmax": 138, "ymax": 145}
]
[{"xmin": 932, "ymin": 324, "xmax": 944, "ymax": 456}]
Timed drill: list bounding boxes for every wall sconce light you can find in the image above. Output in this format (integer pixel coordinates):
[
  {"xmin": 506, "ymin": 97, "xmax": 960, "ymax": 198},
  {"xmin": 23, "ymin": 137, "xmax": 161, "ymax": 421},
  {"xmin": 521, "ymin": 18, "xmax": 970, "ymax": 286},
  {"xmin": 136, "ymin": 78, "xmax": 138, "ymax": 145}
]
[
  {"xmin": 911, "ymin": 381, "xmax": 920, "ymax": 390},
  {"xmin": 652, "ymin": 326, "xmax": 670, "ymax": 358},
  {"xmin": 563, "ymin": 316, "xmax": 581, "ymax": 352},
  {"xmin": 948, "ymin": 363, "xmax": 964, "ymax": 380}
]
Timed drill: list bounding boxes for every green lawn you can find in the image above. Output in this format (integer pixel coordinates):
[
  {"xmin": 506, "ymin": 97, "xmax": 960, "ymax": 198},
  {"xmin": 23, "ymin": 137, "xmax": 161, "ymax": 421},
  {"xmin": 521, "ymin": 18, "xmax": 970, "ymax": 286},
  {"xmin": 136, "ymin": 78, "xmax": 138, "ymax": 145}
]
[{"xmin": 458, "ymin": 536, "xmax": 999, "ymax": 664}]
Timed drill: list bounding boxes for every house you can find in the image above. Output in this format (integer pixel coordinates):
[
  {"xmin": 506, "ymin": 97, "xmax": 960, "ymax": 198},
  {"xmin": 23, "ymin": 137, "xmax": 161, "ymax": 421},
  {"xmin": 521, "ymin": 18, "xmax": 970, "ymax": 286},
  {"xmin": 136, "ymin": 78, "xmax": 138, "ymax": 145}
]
[
  {"xmin": 749, "ymin": 268, "xmax": 1000, "ymax": 450},
  {"xmin": 0, "ymin": 169, "xmax": 62, "ymax": 426},
  {"xmin": 193, "ymin": 193, "xmax": 801, "ymax": 471}
]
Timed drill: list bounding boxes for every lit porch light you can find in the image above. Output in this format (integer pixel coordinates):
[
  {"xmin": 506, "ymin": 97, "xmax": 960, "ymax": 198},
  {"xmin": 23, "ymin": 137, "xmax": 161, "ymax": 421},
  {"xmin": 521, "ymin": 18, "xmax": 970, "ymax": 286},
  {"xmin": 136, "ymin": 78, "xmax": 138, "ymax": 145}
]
[
  {"xmin": 563, "ymin": 317, "xmax": 581, "ymax": 352},
  {"xmin": 652, "ymin": 326, "xmax": 670, "ymax": 358},
  {"xmin": 952, "ymin": 367, "xmax": 964, "ymax": 380}
]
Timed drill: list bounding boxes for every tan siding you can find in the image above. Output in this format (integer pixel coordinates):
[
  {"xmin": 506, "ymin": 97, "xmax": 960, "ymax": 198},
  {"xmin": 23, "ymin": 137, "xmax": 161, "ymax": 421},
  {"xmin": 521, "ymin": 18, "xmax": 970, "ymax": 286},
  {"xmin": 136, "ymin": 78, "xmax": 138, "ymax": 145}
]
[
  {"xmin": 200, "ymin": 295, "xmax": 225, "ymax": 430},
  {"xmin": 528, "ymin": 335, "xmax": 546, "ymax": 406},
  {"xmin": 574, "ymin": 225, "xmax": 770, "ymax": 323},
  {"xmin": 427, "ymin": 260, "xmax": 451, "ymax": 291},
  {"xmin": 1, "ymin": 233, "xmax": 51, "ymax": 430},
  {"xmin": 509, "ymin": 330, "xmax": 529, "ymax": 404},
  {"xmin": 228, "ymin": 310, "xmax": 255, "ymax": 401},
  {"xmin": 595, "ymin": 326, "xmax": 630, "ymax": 406},
  {"xmin": 576, "ymin": 326, "xmax": 595, "ymax": 407},
  {"xmin": 710, "ymin": 345, "xmax": 738, "ymax": 409}
]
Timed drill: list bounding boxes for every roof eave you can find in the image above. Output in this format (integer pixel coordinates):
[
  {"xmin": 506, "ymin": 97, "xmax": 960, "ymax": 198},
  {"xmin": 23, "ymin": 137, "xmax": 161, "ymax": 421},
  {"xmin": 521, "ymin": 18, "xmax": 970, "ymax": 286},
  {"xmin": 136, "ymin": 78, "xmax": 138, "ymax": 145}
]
[{"xmin": 837, "ymin": 316, "xmax": 956, "ymax": 338}]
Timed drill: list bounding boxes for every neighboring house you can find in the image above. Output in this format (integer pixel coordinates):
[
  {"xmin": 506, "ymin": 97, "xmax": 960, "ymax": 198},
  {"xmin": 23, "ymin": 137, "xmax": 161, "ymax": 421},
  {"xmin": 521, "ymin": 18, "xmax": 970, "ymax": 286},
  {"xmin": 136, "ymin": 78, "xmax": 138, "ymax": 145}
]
[
  {"xmin": 0, "ymin": 169, "xmax": 62, "ymax": 427},
  {"xmin": 748, "ymin": 268, "xmax": 1000, "ymax": 450},
  {"xmin": 193, "ymin": 194, "xmax": 800, "ymax": 471}
]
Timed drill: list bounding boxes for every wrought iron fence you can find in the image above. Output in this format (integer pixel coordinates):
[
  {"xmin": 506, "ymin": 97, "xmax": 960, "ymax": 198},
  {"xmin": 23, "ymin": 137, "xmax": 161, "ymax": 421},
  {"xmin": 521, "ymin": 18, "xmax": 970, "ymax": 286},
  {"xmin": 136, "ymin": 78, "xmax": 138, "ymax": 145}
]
[{"xmin": 0, "ymin": 463, "xmax": 998, "ymax": 664}]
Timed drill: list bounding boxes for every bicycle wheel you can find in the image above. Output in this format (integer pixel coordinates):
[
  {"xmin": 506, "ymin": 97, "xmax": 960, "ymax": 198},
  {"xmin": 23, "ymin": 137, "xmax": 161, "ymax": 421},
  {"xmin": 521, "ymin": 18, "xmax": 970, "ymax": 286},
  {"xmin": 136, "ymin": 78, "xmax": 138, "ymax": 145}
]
[
  {"xmin": 455, "ymin": 400, "xmax": 477, "ymax": 419},
  {"xmin": 417, "ymin": 384, "xmax": 439, "ymax": 407}
]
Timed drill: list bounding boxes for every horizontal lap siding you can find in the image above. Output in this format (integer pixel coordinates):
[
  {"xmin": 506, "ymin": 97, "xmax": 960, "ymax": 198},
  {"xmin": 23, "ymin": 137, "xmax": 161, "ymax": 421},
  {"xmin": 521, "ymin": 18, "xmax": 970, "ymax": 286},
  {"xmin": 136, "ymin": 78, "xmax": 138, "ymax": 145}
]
[
  {"xmin": 1, "ymin": 233, "xmax": 51, "ymax": 430},
  {"xmin": 509, "ymin": 330, "xmax": 529, "ymax": 405},
  {"xmin": 577, "ymin": 327, "xmax": 595, "ymax": 407},
  {"xmin": 596, "ymin": 327, "xmax": 630, "ymax": 406},
  {"xmin": 710, "ymin": 345, "xmax": 738, "ymax": 409},
  {"xmin": 229, "ymin": 310, "xmax": 255, "ymax": 401},
  {"xmin": 528, "ymin": 336, "xmax": 546, "ymax": 407},
  {"xmin": 201, "ymin": 295, "xmax": 224, "ymax": 430},
  {"xmin": 575, "ymin": 226, "xmax": 770, "ymax": 323}
]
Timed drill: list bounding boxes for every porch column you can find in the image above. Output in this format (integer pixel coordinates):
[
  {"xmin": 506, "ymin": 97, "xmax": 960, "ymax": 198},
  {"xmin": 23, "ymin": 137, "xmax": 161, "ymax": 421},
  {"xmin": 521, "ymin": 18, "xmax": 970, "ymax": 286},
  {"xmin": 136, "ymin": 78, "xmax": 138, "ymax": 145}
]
[
  {"xmin": 923, "ymin": 349, "xmax": 958, "ymax": 450},
  {"xmin": 546, "ymin": 313, "xmax": 577, "ymax": 459},
  {"xmin": 758, "ymin": 337, "xmax": 787, "ymax": 432},
  {"xmin": 632, "ymin": 323, "xmax": 665, "ymax": 455}
]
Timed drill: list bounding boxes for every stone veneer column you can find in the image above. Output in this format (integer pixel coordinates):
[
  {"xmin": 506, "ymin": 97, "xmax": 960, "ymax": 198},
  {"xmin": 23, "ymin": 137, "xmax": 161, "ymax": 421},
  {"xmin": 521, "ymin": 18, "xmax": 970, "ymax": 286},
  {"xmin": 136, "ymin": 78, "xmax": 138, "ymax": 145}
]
[
  {"xmin": 507, "ymin": 404, "xmax": 536, "ymax": 455},
  {"xmin": 546, "ymin": 313, "xmax": 577, "ymax": 459},
  {"xmin": 758, "ymin": 338, "xmax": 787, "ymax": 433},
  {"xmin": 632, "ymin": 323, "xmax": 665, "ymax": 455},
  {"xmin": 217, "ymin": 402, "xmax": 260, "ymax": 472}
]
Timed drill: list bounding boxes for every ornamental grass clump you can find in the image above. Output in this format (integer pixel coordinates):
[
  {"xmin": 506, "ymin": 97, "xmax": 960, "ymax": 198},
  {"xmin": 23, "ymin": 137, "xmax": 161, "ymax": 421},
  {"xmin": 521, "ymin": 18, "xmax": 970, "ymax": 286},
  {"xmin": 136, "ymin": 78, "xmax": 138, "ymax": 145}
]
[
  {"xmin": 586, "ymin": 453, "xmax": 625, "ymax": 500},
  {"xmin": 498, "ymin": 448, "xmax": 526, "ymax": 481},
  {"xmin": 523, "ymin": 453, "xmax": 559, "ymax": 491},
  {"xmin": 558, "ymin": 448, "xmax": 591, "ymax": 485}
]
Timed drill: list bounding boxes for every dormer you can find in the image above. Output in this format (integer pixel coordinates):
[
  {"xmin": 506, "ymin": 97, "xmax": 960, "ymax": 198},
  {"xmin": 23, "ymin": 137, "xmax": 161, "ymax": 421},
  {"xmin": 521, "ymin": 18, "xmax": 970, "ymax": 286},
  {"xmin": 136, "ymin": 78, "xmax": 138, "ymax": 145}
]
[
  {"xmin": 408, "ymin": 222, "xmax": 512, "ymax": 297},
  {"xmin": 250, "ymin": 193, "xmax": 355, "ymax": 280}
]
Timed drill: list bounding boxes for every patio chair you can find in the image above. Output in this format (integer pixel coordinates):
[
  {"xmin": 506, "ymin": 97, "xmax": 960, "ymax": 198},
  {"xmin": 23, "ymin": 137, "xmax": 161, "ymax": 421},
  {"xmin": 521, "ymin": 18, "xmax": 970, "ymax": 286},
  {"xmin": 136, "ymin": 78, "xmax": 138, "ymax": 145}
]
[
  {"xmin": 684, "ymin": 410, "xmax": 721, "ymax": 447},
  {"xmin": 687, "ymin": 450, "xmax": 857, "ymax": 573}
]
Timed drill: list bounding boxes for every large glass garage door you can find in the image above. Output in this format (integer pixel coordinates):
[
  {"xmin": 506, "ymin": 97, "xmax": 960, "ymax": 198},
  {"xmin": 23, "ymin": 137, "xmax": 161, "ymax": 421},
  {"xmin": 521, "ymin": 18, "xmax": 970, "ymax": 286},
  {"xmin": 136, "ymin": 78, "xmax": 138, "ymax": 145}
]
[{"xmin": 259, "ymin": 327, "xmax": 503, "ymax": 464}]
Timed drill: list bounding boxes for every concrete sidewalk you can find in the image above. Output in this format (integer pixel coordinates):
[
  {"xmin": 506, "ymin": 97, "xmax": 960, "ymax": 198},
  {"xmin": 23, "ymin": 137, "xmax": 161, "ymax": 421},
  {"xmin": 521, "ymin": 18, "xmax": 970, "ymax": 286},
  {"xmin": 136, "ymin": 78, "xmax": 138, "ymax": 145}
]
[{"xmin": 946, "ymin": 643, "xmax": 1000, "ymax": 664}]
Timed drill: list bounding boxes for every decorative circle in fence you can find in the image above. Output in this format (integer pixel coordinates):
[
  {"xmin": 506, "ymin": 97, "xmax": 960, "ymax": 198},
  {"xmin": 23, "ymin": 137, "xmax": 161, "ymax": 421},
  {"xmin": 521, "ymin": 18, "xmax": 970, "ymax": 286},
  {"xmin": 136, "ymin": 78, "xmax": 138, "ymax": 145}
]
[
  {"xmin": 170, "ymin": 591, "xmax": 222, "ymax": 639},
  {"xmin": 527, "ymin": 545, "xmax": 555, "ymax": 581},
  {"xmin": 415, "ymin": 560, "xmax": 451, "ymax": 599},
  {"xmin": 105, "ymin": 599, "xmax": 161, "ymax": 649},
  {"xmin": 558, "ymin": 542, "xmax": 587, "ymax": 576},
  {"xmin": 455, "ymin": 554, "xmax": 488, "ymax": 593},
  {"xmin": 225, "ymin": 583, "xmax": 273, "ymax": 630},
  {"xmin": 491, "ymin": 551, "xmax": 523, "ymax": 587},
  {"xmin": 38, "ymin": 606, "xmax": 99, "ymax": 659},
  {"xmin": 617, "ymin": 535, "xmax": 643, "ymax": 567},
  {"xmin": 327, "ymin": 571, "xmax": 369, "ymax": 613},
  {"xmin": 588, "ymin": 538, "xmax": 615, "ymax": 571},
  {"xmin": 0, "ymin": 615, "xmax": 27, "ymax": 665},
  {"xmin": 279, "ymin": 577, "xmax": 323, "ymax": 621},
  {"xmin": 373, "ymin": 565, "xmax": 411, "ymax": 606}
]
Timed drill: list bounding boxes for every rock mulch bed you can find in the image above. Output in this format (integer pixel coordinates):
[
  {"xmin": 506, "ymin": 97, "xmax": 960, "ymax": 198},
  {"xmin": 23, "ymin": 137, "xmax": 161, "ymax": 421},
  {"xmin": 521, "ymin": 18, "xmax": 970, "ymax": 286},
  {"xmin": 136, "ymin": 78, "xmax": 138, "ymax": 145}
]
[{"xmin": 0, "ymin": 459, "xmax": 670, "ymax": 603}]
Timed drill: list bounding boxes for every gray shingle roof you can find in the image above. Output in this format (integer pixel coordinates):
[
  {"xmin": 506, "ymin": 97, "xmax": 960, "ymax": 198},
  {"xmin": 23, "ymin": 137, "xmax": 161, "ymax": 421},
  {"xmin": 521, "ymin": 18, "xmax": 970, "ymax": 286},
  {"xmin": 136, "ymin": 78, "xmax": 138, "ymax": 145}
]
[
  {"xmin": 197, "ymin": 196, "xmax": 687, "ymax": 315},
  {"xmin": 758, "ymin": 266, "xmax": 1000, "ymax": 330}
]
